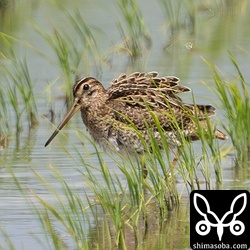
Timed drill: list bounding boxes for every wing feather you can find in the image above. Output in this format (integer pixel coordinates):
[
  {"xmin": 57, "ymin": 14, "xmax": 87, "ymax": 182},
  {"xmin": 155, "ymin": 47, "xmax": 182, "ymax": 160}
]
[
  {"xmin": 106, "ymin": 72, "xmax": 217, "ymax": 138},
  {"xmin": 108, "ymin": 72, "xmax": 190, "ymax": 101}
]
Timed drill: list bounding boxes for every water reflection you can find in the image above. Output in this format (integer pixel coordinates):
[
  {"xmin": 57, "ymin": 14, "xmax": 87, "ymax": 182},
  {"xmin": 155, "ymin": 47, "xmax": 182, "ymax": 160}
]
[{"xmin": 88, "ymin": 198, "xmax": 190, "ymax": 250}]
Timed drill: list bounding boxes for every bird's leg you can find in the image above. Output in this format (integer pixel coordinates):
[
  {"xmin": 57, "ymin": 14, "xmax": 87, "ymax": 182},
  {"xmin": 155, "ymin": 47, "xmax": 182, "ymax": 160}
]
[
  {"xmin": 141, "ymin": 155, "xmax": 148, "ymax": 179},
  {"xmin": 169, "ymin": 146, "xmax": 182, "ymax": 167},
  {"xmin": 140, "ymin": 155, "xmax": 154, "ymax": 194},
  {"xmin": 164, "ymin": 146, "xmax": 182, "ymax": 182}
]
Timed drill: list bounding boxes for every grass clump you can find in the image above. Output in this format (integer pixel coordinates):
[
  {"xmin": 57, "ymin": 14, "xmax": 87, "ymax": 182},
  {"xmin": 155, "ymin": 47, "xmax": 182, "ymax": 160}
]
[
  {"xmin": 0, "ymin": 38, "xmax": 39, "ymax": 137},
  {"xmin": 32, "ymin": 166, "xmax": 91, "ymax": 250},
  {"xmin": 115, "ymin": 0, "xmax": 151, "ymax": 59},
  {"xmin": 203, "ymin": 54, "xmax": 250, "ymax": 165},
  {"xmin": 159, "ymin": 0, "xmax": 196, "ymax": 35},
  {"xmin": 33, "ymin": 7, "xmax": 102, "ymax": 107}
]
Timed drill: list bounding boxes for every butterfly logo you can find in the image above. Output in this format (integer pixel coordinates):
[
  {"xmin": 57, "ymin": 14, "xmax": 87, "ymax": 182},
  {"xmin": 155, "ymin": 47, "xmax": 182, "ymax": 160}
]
[{"xmin": 193, "ymin": 193, "xmax": 247, "ymax": 241}]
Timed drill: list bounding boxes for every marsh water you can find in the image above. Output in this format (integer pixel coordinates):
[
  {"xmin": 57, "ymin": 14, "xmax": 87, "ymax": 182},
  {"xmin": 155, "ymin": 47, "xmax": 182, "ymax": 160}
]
[{"xmin": 0, "ymin": 1, "xmax": 250, "ymax": 249}]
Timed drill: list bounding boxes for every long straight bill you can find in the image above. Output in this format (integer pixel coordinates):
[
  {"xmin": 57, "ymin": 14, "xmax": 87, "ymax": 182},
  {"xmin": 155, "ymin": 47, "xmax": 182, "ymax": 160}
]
[{"xmin": 44, "ymin": 102, "xmax": 81, "ymax": 147}]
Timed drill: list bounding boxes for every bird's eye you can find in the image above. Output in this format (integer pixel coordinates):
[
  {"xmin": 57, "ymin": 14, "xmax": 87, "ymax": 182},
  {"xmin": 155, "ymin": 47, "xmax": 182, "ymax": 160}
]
[{"xmin": 83, "ymin": 84, "xmax": 89, "ymax": 90}]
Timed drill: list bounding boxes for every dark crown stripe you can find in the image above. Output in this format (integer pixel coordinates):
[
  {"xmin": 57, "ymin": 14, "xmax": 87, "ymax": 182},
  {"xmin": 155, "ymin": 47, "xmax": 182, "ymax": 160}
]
[{"xmin": 73, "ymin": 77, "xmax": 96, "ymax": 94}]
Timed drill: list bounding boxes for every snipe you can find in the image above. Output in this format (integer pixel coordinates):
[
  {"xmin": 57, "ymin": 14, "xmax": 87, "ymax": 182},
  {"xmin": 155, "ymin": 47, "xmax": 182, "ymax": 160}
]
[{"xmin": 45, "ymin": 72, "xmax": 227, "ymax": 157}]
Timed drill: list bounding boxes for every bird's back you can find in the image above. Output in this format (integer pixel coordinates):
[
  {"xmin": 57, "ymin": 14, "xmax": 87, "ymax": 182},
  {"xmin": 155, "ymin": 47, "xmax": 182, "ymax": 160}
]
[{"xmin": 90, "ymin": 72, "xmax": 227, "ymax": 153}]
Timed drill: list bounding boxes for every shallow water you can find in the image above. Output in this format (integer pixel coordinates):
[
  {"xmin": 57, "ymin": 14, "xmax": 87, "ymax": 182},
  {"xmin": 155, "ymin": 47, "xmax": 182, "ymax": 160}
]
[{"xmin": 0, "ymin": 0, "xmax": 250, "ymax": 249}]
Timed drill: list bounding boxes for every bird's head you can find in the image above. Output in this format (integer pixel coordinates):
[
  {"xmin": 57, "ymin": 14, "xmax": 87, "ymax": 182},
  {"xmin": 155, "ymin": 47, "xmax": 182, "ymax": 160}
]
[
  {"xmin": 45, "ymin": 77, "xmax": 105, "ymax": 147},
  {"xmin": 73, "ymin": 77, "xmax": 105, "ymax": 108}
]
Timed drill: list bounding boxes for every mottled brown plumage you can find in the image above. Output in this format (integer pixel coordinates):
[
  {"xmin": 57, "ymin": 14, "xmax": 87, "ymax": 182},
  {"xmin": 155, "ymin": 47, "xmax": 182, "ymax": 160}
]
[{"xmin": 45, "ymin": 72, "xmax": 227, "ymax": 154}]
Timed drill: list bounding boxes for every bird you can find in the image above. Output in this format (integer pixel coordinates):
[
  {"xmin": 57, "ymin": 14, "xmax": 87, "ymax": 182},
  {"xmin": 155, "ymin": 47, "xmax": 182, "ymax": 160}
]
[{"xmin": 45, "ymin": 72, "xmax": 227, "ymax": 172}]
